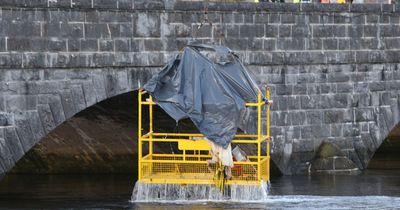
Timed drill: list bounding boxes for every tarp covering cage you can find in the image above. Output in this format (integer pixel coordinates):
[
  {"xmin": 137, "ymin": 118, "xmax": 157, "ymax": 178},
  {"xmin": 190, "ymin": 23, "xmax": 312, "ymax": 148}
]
[{"xmin": 144, "ymin": 43, "xmax": 266, "ymax": 148}]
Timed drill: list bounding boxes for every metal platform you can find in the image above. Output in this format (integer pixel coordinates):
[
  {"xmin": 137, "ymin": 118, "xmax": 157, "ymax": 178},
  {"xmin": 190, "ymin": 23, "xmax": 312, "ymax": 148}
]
[{"xmin": 137, "ymin": 88, "xmax": 271, "ymax": 186}]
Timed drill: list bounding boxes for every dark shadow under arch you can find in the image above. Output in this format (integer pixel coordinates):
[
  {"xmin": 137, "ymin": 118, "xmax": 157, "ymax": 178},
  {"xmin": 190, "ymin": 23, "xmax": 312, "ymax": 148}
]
[{"xmin": 368, "ymin": 124, "xmax": 400, "ymax": 170}]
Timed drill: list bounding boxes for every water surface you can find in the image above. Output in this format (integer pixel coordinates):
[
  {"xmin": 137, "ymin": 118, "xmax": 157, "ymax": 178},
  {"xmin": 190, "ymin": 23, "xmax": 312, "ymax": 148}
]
[{"xmin": 1, "ymin": 170, "xmax": 400, "ymax": 209}]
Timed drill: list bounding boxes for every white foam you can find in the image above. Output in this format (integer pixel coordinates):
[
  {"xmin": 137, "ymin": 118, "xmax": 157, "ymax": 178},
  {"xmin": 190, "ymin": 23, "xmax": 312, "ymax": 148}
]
[{"xmin": 131, "ymin": 181, "xmax": 270, "ymax": 203}]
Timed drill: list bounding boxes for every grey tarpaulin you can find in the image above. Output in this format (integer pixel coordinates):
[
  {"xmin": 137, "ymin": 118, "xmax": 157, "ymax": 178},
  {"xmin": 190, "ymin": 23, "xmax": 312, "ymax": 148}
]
[{"xmin": 144, "ymin": 43, "xmax": 265, "ymax": 149}]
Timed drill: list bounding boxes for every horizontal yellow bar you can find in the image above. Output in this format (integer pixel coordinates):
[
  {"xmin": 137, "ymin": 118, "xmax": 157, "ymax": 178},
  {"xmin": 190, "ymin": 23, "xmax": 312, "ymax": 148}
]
[
  {"xmin": 141, "ymin": 159, "xmax": 262, "ymax": 165},
  {"xmin": 141, "ymin": 101, "xmax": 266, "ymax": 107},
  {"xmin": 141, "ymin": 138, "xmax": 262, "ymax": 144},
  {"xmin": 145, "ymin": 154, "xmax": 269, "ymax": 160},
  {"xmin": 245, "ymin": 102, "xmax": 266, "ymax": 106},
  {"xmin": 150, "ymin": 154, "xmax": 211, "ymax": 158},
  {"xmin": 139, "ymin": 179, "xmax": 261, "ymax": 186},
  {"xmin": 141, "ymin": 101, "xmax": 156, "ymax": 105},
  {"xmin": 152, "ymin": 133, "xmax": 259, "ymax": 138}
]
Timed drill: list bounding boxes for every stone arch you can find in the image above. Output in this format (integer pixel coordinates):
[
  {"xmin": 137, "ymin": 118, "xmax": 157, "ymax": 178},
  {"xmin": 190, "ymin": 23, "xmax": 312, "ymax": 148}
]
[{"xmin": 0, "ymin": 67, "xmax": 156, "ymax": 174}]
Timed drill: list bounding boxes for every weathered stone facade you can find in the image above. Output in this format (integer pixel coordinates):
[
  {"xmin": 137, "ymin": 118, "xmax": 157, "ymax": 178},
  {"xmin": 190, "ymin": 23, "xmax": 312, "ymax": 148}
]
[{"xmin": 1, "ymin": 0, "xmax": 400, "ymax": 174}]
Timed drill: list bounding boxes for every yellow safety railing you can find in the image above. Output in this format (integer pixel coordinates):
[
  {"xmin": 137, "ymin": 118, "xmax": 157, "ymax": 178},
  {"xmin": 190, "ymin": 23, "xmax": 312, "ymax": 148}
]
[{"xmin": 137, "ymin": 87, "xmax": 271, "ymax": 186}]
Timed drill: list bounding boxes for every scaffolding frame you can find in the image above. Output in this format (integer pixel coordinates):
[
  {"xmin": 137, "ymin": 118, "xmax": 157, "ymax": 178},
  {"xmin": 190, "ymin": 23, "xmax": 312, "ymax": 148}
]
[{"xmin": 137, "ymin": 87, "xmax": 271, "ymax": 186}]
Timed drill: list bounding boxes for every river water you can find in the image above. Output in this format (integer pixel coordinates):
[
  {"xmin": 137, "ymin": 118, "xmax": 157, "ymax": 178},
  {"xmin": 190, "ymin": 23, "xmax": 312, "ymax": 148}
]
[{"xmin": 1, "ymin": 170, "xmax": 400, "ymax": 209}]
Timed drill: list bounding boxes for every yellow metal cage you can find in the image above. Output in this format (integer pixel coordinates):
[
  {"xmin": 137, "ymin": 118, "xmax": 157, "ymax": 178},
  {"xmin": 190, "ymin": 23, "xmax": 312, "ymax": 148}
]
[{"xmin": 137, "ymin": 87, "xmax": 271, "ymax": 186}]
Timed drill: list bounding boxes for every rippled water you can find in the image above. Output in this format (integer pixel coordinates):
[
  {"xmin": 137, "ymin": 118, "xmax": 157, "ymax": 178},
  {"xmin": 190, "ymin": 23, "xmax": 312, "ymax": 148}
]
[{"xmin": 1, "ymin": 170, "xmax": 400, "ymax": 209}]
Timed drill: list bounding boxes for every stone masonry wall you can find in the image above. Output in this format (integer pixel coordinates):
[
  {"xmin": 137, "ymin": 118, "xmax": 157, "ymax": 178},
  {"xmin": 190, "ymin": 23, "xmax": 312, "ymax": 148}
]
[{"xmin": 0, "ymin": 0, "xmax": 400, "ymax": 174}]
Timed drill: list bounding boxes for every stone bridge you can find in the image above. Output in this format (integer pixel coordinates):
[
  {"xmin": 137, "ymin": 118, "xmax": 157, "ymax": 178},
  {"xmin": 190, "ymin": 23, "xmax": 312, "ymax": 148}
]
[{"xmin": 0, "ymin": 0, "xmax": 400, "ymax": 175}]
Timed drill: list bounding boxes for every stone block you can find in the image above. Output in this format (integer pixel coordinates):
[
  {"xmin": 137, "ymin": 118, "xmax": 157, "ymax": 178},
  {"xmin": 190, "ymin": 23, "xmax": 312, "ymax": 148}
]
[
  {"xmin": 369, "ymin": 82, "xmax": 385, "ymax": 91},
  {"xmin": 355, "ymin": 108, "xmax": 375, "ymax": 122},
  {"xmin": 324, "ymin": 109, "xmax": 344, "ymax": 124},
  {"xmin": 7, "ymin": 21, "xmax": 41, "ymax": 37},
  {"xmin": 61, "ymin": 23, "xmax": 84, "ymax": 39},
  {"xmin": 313, "ymin": 25, "xmax": 333, "ymax": 38},
  {"xmin": 0, "ymin": 38, "xmax": 5, "ymax": 52},
  {"xmin": 330, "ymin": 124, "xmax": 343, "ymax": 137},
  {"xmin": 14, "ymin": 114, "xmax": 35, "ymax": 152},
  {"xmin": 0, "ymin": 113, "xmax": 12, "ymax": 126},
  {"xmin": 265, "ymin": 25, "xmax": 278, "ymax": 37},
  {"xmin": 84, "ymin": 23, "xmax": 110, "ymax": 38},
  {"xmin": 92, "ymin": 72, "xmax": 107, "ymax": 102},
  {"xmin": 287, "ymin": 96, "xmax": 300, "ymax": 110},
  {"xmin": 281, "ymin": 14, "xmax": 295, "ymax": 24},
  {"xmin": 93, "ymin": 53, "xmax": 115, "ymax": 66},
  {"xmin": 24, "ymin": 53, "xmax": 47, "ymax": 68},
  {"xmin": 275, "ymin": 84, "xmax": 293, "ymax": 95},
  {"xmin": 292, "ymin": 25, "xmax": 309, "ymax": 38},
  {"xmin": 289, "ymin": 111, "xmax": 306, "ymax": 126},
  {"xmin": 293, "ymin": 84, "xmax": 307, "ymax": 95},
  {"xmin": 306, "ymin": 38, "xmax": 322, "ymax": 50},
  {"xmin": 4, "ymin": 127, "xmax": 24, "ymax": 164},
  {"xmin": 143, "ymin": 39, "xmax": 164, "ymax": 51},
  {"xmin": 115, "ymin": 39, "xmax": 131, "ymax": 52},
  {"xmin": 47, "ymin": 0, "xmax": 69, "ymax": 8},
  {"xmin": 323, "ymin": 39, "xmax": 338, "ymax": 50},
  {"xmin": 301, "ymin": 95, "xmax": 318, "ymax": 109},
  {"xmin": 343, "ymin": 123, "xmax": 360, "ymax": 137},
  {"xmin": 334, "ymin": 14, "xmax": 351, "ymax": 24},
  {"xmin": 134, "ymin": 13, "xmax": 160, "ymax": 37},
  {"xmin": 254, "ymin": 13, "xmax": 268, "ymax": 24},
  {"xmin": 273, "ymin": 111, "xmax": 289, "ymax": 126},
  {"xmin": 338, "ymin": 39, "xmax": 350, "ymax": 50},
  {"xmin": 99, "ymin": 40, "xmax": 114, "ymax": 52},
  {"xmin": 134, "ymin": 0, "xmax": 164, "ymax": 10},
  {"xmin": 7, "ymin": 38, "xmax": 30, "ymax": 51},
  {"xmin": 336, "ymin": 83, "xmax": 353, "ymax": 93},
  {"xmin": 71, "ymin": 0, "xmax": 93, "ymax": 8},
  {"xmin": 37, "ymin": 104, "xmax": 55, "ymax": 133},
  {"xmin": 26, "ymin": 111, "xmax": 45, "ymax": 142},
  {"xmin": 5, "ymin": 95, "xmax": 37, "ymax": 112},
  {"xmin": 240, "ymin": 24, "xmax": 264, "ymax": 38},
  {"xmin": 278, "ymin": 25, "xmax": 291, "ymax": 38},
  {"xmin": 328, "ymin": 72, "xmax": 350, "ymax": 83},
  {"xmin": 278, "ymin": 38, "xmax": 305, "ymax": 51},
  {"xmin": 348, "ymin": 25, "xmax": 363, "ymax": 38},
  {"xmin": 93, "ymin": 0, "xmax": 117, "ymax": 9},
  {"xmin": 71, "ymin": 85, "xmax": 87, "ymax": 112},
  {"xmin": 80, "ymin": 39, "xmax": 98, "ymax": 51},
  {"xmin": 60, "ymin": 90, "xmax": 77, "ymax": 119},
  {"xmin": 268, "ymin": 13, "xmax": 280, "ymax": 24},
  {"xmin": 118, "ymin": 0, "xmax": 133, "ymax": 10},
  {"xmin": 381, "ymin": 25, "xmax": 400, "ymax": 37}
]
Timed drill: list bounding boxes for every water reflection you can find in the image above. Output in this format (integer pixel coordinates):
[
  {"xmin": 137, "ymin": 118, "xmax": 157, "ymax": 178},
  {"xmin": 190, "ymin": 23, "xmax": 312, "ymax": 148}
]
[{"xmin": 0, "ymin": 170, "xmax": 400, "ymax": 209}]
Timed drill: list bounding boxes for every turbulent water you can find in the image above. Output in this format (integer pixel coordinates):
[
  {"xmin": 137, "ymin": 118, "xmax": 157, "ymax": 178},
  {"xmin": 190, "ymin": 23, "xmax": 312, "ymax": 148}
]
[
  {"xmin": 1, "ymin": 170, "xmax": 400, "ymax": 209},
  {"xmin": 131, "ymin": 181, "xmax": 269, "ymax": 202}
]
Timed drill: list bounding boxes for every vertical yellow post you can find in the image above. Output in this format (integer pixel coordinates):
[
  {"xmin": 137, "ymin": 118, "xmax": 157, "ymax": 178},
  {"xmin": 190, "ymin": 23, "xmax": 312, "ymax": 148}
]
[
  {"xmin": 266, "ymin": 86, "xmax": 271, "ymax": 181},
  {"xmin": 257, "ymin": 91, "xmax": 262, "ymax": 184},
  {"xmin": 149, "ymin": 95, "xmax": 153, "ymax": 156},
  {"xmin": 138, "ymin": 90, "xmax": 143, "ymax": 180},
  {"xmin": 266, "ymin": 86, "xmax": 270, "ymax": 157}
]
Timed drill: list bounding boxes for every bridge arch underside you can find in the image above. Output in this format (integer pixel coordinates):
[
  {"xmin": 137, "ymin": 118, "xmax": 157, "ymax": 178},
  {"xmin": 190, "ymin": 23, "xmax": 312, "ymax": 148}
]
[{"xmin": 0, "ymin": 67, "xmax": 156, "ymax": 174}]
